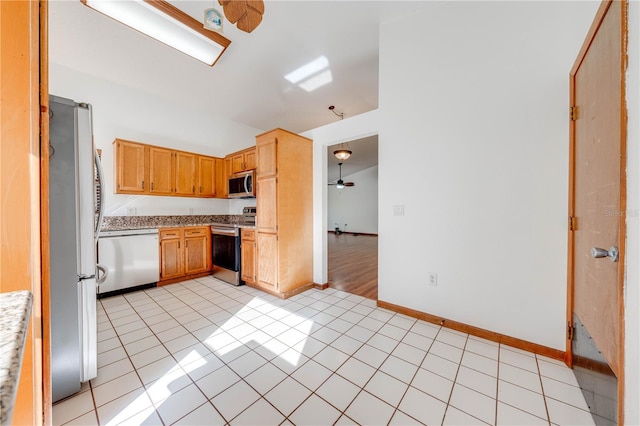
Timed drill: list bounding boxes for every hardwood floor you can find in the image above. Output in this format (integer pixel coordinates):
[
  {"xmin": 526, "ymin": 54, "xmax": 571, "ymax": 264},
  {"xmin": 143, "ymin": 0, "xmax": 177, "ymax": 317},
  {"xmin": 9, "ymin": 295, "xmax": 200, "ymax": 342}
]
[{"xmin": 328, "ymin": 232, "xmax": 378, "ymax": 300}]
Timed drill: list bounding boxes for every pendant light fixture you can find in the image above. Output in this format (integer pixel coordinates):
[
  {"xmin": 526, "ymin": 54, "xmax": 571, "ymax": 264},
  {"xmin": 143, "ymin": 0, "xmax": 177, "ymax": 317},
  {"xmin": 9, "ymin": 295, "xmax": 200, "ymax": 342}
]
[
  {"xmin": 333, "ymin": 146, "xmax": 352, "ymax": 161},
  {"xmin": 329, "ymin": 105, "xmax": 352, "ymax": 160}
]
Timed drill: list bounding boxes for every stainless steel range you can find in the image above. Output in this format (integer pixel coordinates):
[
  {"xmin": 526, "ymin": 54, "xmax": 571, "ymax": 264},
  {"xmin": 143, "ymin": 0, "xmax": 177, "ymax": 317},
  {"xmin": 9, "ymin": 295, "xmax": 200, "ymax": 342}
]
[{"xmin": 211, "ymin": 207, "xmax": 256, "ymax": 286}]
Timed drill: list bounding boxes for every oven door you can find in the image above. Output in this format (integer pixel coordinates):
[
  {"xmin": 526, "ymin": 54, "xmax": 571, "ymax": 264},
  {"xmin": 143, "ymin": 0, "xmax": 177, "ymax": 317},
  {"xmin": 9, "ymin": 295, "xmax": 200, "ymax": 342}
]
[{"xmin": 211, "ymin": 227, "xmax": 241, "ymax": 285}]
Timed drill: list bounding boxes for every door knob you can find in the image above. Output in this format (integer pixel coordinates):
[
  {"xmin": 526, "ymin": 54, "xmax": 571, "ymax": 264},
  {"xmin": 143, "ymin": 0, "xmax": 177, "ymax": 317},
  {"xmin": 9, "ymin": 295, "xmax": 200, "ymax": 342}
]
[{"xmin": 591, "ymin": 246, "xmax": 619, "ymax": 262}]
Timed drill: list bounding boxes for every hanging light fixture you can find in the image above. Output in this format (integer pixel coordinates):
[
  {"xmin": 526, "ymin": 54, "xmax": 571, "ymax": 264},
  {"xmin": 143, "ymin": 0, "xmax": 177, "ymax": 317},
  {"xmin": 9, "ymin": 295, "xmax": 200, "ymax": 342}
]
[
  {"xmin": 328, "ymin": 105, "xmax": 351, "ymax": 160},
  {"xmin": 333, "ymin": 146, "xmax": 352, "ymax": 161}
]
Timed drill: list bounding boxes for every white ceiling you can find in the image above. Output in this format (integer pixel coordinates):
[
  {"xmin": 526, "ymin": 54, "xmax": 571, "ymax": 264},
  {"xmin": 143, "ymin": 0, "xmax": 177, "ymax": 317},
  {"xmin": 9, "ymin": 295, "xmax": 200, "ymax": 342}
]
[{"xmin": 49, "ymin": 0, "xmax": 429, "ymax": 134}]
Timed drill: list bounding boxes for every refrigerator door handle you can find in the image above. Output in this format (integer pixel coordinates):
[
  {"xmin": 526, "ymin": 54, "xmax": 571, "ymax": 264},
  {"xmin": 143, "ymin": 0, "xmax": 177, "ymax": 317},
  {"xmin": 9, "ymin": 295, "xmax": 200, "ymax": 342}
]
[
  {"xmin": 94, "ymin": 150, "xmax": 105, "ymax": 241},
  {"xmin": 96, "ymin": 264, "xmax": 108, "ymax": 285}
]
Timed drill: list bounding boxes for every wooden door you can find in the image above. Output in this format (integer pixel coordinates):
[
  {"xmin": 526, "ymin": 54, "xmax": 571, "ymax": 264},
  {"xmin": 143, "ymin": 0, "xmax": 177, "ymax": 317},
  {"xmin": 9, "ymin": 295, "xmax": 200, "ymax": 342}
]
[
  {"xmin": 256, "ymin": 136, "xmax": 277, "ymax": 178},
  {"xmin": 160, "ymin": 230, "xmax": 183, "ymax": 280},
  {"xmin": 231, "ymin": 152, "xmax": 245, "ymax": 174},
  {"xmin": 245, "ymin": 148, "xmax": 257, "ymax": 170},
  {"xmin": 184, "ymin": 228, "xmax": 209, "ymax": 274},
  {"xmin": 115, "ymin": 140, "xmax": 146, "ymax": 193},
  {"xmin": 241, "ymin": 230, "xmax": 256, "ymax": 284},
  {"xmin": 568, "ymin": 1, "xmax": 627, "ymax": 423},
  {"xmin": 214, "ymin": 157, "xmax": 227, "ymax": 198},
  {"xmin": 256, "ymin": 176, "xmax": 277, "ymax": 232},
  {"xmin": 175, "ymin": 152, "xmax": 196, "ymax": 195},
  {"xmin": 149, "ymin": 147, "xmax": 173, "ymax": 194},
  {"xmin": 198, "ymin": 156, "xmax": 215, "ymax": 197},
  {"xmin": 257, "ymin": 232, "xmax": 278, "ymax": 291}
]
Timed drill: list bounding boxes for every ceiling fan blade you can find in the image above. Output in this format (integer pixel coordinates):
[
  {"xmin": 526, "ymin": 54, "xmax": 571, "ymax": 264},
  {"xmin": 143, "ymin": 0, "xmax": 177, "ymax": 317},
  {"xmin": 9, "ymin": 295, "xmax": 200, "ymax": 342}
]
[
  {"xmin": 344, "ymin": 182, "xmax": 355, "ymax": 187},
  {"xmin": 218, "ymin": 0, "xmax": 264, "ymax": 33}
]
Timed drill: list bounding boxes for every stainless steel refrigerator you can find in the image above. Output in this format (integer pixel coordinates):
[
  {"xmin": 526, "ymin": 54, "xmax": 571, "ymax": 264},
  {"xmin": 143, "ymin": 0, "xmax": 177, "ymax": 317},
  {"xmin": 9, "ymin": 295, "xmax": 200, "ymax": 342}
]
[{"xmin": 49, "ymin": 95, "xmax": 106, "ymax": 402}]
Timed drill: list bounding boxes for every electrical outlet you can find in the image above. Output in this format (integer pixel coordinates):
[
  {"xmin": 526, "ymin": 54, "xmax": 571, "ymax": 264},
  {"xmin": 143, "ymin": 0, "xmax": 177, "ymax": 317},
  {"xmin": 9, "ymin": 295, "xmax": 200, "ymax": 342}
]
[
  {"xmin": 428, "ymin": 272, "xmax": 437, "ymax": 286},
  {"xmin": 126, "ymin": 207, "xmax": 136, "ymax": 216}
]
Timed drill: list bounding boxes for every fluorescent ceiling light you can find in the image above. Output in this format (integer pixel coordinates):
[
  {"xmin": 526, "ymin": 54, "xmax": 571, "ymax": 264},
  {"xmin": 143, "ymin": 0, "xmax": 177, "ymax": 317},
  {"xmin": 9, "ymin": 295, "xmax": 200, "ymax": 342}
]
[
  {"xmin": 82, "ymin": 0, "xmax": 231, "ymax": 66},
  {"xmin": 298, "ymin": 69, "xmax": 333, "ymax": 92},
  {"xmin": 284, "ymin": 56, "xmax": 329, "ymax": 84}
]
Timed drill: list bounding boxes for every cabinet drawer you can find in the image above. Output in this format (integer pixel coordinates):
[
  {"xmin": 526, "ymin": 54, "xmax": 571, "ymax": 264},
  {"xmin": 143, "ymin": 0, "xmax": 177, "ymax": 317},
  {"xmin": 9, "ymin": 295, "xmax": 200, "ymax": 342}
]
[
  {"xmin": 241, "ymin": 229, "xmax": 255, "ymax": 241},
  {"xmin": 159, "ymin": 229, "xmax": 181, "ymax": 239},
  {"xmin": 184, "ymin": 227, "xmax": 208, "ymax": 236}
]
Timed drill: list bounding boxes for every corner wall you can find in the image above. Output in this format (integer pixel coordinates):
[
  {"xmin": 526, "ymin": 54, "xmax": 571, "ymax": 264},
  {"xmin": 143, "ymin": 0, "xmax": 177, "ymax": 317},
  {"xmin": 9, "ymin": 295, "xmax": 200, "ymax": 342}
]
[{"xmin": 378, "ymin": 1, "xmax": 599, "ymax": 350}]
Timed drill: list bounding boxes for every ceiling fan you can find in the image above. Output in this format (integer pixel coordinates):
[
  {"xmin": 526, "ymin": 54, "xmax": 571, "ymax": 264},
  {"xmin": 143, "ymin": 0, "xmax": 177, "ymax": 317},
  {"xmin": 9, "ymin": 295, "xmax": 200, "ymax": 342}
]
[{"xmin": 328, "ymin": 163, "xmax": 355, "ymax": 189}]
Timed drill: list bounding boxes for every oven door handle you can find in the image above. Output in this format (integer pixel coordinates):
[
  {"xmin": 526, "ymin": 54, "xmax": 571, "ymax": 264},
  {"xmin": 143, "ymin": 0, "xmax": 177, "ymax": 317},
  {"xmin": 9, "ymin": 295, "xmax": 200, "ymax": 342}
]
[{"xmin": 211, "ymin": 227, "xmax": 238, "ymax": 236}]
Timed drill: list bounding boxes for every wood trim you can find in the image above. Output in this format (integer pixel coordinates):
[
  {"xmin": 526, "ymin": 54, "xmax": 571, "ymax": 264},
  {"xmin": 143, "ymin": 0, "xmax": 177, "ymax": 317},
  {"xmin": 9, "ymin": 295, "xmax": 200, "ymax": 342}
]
[
  {"xmin": 245, "ymin": 281, "xmax": 315, "ymax": 299},
  {"xmin": 145, "ymin": 0, "xmax": 231, "ymax": 48},
  {"xmin": 313, "ymin": 282, "xmax": 329, "ymax": 290},
  {"xmin": 328, "ymin": 231, "xmax": 379, "ymax": 237},
  {"xmin": 570, "ymin": 1, "xmax": 612, "ymax": 75},
  {"xmin": 378, "ymin": 300, "xmax": 565, "ymax": 361},
  {"xmin": 616, "ymin": 2, "xmax": 628, "ymax": 424},
  {"xmin": 157, "ymin": 271, "xmax": 212, "ymax": 287},
  {"xmin": 39, "ymin": 0, "xmax": 52, "ymax": 423},
  {"xmin": 0, "ymin": 1, "xmax": 45, "ymax": 423}
]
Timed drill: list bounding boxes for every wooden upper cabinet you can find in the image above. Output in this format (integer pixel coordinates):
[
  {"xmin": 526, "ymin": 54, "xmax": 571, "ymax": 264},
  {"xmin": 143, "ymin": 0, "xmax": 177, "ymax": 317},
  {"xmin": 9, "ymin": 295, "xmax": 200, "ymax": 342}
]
[
  {"xmin": 114, "ymin": 139, "xmax": 223, "ymax": 198},
  {"xmin": 256, "ymin": 137, "xmax": 276, "ymax": 178},
  {"xmin": 214, "ymin": 157, "xmax": 227, "ymax": 198},
  {"xmin": 149, "ymin": 147, "xmax": 173, "ymax": 195},
  {"xmin": 114, "ymin": 139, "xmax": 147, "ymax": 193},
  {"xmin": 229, "ymin": 147, "xmax": 257, "ymax": 174},
  {"xmin": 175, "ymin": 151, "xmax": 196, "ymax": 195},
  {"xmin": 198, "ymin": 156, "xmax": 215, "ymax": 197}
]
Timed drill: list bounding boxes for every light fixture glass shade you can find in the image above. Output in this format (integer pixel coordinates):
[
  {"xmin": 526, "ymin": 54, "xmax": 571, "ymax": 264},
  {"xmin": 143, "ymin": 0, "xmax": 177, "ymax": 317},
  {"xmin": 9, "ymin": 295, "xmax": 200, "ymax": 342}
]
[
  {"xmin": 82, "ymin": 0, "xmax": 231, "ymax": 66},
  {"xmin": 336, "ymin": 182, "xmax": 345, "ymax": 189},
  {"xmin": 333, "ymin": 149, "xmax": 352, "ymax": 160}
]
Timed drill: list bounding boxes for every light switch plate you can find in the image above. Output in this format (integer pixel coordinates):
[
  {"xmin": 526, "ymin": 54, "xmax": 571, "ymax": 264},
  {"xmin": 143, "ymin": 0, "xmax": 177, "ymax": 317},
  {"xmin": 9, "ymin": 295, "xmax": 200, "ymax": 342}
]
[{"xmin": 393, "ymin": 205, "xmax": 405, "ymax": 216}]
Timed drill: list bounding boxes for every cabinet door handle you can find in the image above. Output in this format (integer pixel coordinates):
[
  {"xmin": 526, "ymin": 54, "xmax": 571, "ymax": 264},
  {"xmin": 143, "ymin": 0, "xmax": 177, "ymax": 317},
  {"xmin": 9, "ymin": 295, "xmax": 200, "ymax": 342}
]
[
  {"xmin": 141, "ymin": 180, "xmax": 144, "ymax": 189},
  {"xmin": 193, "ymin": 185, "xmax": 195, "ymax": 193},
  {"xmin": 151, "ymin": 182, "xmax": 154, "ymax": 190}
]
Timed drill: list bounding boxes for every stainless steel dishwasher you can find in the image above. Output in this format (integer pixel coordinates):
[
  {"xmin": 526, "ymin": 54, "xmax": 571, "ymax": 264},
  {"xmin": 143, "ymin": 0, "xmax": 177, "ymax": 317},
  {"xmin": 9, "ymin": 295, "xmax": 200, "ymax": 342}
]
[{"xmin": 97, "ymin": 229, "xmax": 159, "ymax": 298}]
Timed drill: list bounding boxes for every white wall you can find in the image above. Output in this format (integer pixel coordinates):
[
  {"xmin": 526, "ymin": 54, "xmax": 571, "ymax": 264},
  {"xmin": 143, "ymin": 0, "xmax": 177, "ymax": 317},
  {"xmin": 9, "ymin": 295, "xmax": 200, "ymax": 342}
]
[
  {"xmin": 624, "ymin": 1, "xmax": 639, "ymax": 423},
  {"xmin": 377, "ymin": 1, "xmax": 599, "ymax": 350},
  {"xmin": 49, "ymin": 63, "xmax": 262, "ymax": 216},
  {"xmin": 328, "ymin": 166, "xmax": 378, "ymax": 234}
]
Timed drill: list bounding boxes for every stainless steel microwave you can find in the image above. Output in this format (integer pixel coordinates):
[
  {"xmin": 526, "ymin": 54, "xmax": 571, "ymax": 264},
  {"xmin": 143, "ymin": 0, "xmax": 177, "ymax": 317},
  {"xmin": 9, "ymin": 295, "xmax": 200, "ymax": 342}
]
[{"xmin": 228, "ymin": 170, "xmax": 255, "ymax": 198}]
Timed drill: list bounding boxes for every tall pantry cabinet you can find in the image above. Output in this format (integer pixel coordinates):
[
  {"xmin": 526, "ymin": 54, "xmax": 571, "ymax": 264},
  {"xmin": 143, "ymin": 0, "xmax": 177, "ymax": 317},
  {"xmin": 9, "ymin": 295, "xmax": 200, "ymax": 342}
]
[{"xmin": 255, "ymin": 129, "xmax": 313, "ymax": 297}]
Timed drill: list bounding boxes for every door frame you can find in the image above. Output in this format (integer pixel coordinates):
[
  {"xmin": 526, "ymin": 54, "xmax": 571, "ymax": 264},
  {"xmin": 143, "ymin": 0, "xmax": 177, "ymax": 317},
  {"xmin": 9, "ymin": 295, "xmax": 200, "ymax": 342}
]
[{"xmin": 566, "ymin": 1, "xmax": 628, "ymax": 424}]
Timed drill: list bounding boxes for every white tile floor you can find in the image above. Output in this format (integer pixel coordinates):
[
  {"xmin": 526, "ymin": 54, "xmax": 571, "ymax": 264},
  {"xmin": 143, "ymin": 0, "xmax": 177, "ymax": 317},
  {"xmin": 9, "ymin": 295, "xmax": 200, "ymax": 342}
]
[{"xmin": 53, "ymin": 277, "xmax": 595, "ymax": 426}]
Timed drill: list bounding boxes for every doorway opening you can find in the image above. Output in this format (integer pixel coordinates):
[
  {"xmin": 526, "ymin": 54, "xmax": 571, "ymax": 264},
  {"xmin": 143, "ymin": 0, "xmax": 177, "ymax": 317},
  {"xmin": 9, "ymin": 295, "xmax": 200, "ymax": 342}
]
[{"xmin": 326, "ymin": 136, "xmax": 378, "ymax": 299}]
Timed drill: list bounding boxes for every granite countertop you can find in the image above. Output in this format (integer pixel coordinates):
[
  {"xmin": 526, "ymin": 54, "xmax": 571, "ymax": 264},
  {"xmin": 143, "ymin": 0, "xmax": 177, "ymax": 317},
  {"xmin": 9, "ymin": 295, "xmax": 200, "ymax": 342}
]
[
  {"xmin": 101, "ymin": 215, "xmax": 255, "ymax": 232},
  {"xmin": 0, "ymin": 290, "xmax": 33, "ymax": 425}
]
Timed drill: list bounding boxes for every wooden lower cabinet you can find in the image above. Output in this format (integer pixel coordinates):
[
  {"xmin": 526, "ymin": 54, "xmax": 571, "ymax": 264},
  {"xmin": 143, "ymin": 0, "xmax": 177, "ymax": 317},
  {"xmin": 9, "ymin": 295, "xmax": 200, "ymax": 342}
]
[
  {"xmin": 184, "ymin": 227, "xmax": 210, "ymax": 275},
  {"xmin": 159, "ymin": 226, "xmax": 211, "ymax": 284},
  {"xmin": 241, "ymin": 229, "xmax": 256, "ymax": 285},
  {"xmin": 256, "ymin": 232, "xmax": 278, "ymax": 292},
  {"xmin": 160, "ymin": 232, "xmax": 183, "ymax": 280}
]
